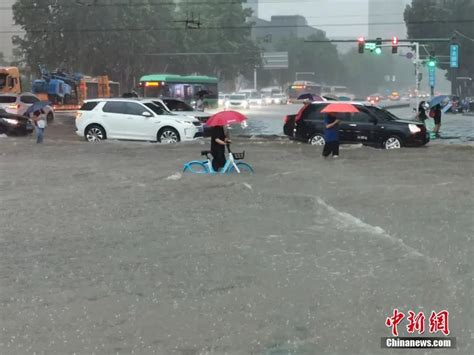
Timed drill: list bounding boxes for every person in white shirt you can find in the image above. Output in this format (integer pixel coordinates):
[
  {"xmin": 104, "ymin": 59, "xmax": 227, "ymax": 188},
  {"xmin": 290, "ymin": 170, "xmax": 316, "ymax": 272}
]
[{"xmin": 32, "ymin": 110, "xmax": 46, "ymax": 144}]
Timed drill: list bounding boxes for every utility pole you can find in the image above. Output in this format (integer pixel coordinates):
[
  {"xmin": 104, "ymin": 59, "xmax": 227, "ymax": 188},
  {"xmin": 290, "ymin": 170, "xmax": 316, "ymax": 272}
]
[{"xmin": 254, "ymin": 67, "xmax": 257, "ymax": 91}]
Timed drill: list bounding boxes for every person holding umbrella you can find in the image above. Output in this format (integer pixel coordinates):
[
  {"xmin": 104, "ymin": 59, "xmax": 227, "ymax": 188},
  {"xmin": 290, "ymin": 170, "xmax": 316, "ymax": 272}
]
[
  {"xmin": 431, "ymin": 104, "xmax": 442, "ymax": 136},
  {"xmin": 205, "ymin": 110, "xmax": 246, "ymax": 171},
  {"xmin": 31, "ymin": 110, "xmax": 46, "ymax": 144},
  {"xmin": 322, "ymin": 113, "xmax": 341, "ymax": 158},
  {"xmin": 210, "ymin": 126, "xmax": 230, "ymax": 171},
  {"xmin": 320, "ymin": 103, "xmax": 360, "ymax": 158}
]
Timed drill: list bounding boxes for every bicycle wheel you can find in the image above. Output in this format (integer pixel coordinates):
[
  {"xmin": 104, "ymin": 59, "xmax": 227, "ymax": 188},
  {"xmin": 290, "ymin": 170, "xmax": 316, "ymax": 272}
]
[
  {"xmin": 227, "ymin": 162, "xmax": 254, "ymax": 174},
  {"xmin": 183, "ymin": 161, "xmax": 210, "ymax": 174}
]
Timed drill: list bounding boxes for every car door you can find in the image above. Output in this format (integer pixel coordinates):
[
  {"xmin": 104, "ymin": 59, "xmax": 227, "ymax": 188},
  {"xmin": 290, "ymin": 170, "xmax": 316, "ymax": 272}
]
[
  {"xmin": 123, "ymin": 102, "xmax": 155, "ymax": 140},
  {"xmin": 295, "ymin": 103, "xmax": 326, "ymax": 141},
  {"xmin": 334, "ymin": 112, "xmax": 353, "ymax": 142},
  {"xmin": 347, "ymin": 109, "xmax": 376, "ymax": 143},
  {"xmin": 101, "ymin": 101, "xmax": 130, "ymax": 139}
]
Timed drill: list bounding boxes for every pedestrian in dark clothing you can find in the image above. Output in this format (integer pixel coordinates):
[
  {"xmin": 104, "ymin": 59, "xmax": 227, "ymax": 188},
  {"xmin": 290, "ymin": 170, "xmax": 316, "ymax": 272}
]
[
  {"xmin": 210, "ymin": 126, "xmax": 230, "ymax": 171},
  {"xmin": 432, "ymin": 104, "xmax": 442, "ymax": 136},
  {"xmin": 322, "ymin": 113, "xmax": 341, "ymax": 158},
  {"xmin": 417, "ymin": 101, "xmax": 428, "ymax": 121}
]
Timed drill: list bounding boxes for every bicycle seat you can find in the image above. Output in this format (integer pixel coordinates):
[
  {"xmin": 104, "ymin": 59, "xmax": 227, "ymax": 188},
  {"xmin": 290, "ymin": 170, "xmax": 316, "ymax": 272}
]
[{"xmin": 201, "ymin": 150, "xmax": 212, "ymax": 156}]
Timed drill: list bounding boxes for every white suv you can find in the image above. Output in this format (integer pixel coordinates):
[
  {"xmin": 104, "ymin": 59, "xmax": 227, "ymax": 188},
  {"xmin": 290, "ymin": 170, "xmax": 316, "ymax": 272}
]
[{"xmin": 75, "ymin": 99, "xmax": 203, "ymax": 143}]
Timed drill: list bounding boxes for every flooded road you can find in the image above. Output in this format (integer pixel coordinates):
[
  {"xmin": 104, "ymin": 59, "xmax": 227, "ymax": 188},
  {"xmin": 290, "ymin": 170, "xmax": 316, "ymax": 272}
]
[{"xmin": 230, "ymin": 102, "xmax": 474, "ymax": 144}]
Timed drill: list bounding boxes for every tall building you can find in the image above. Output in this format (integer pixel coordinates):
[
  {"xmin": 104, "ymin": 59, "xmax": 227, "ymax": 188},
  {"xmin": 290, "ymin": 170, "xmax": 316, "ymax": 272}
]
[
  {"xmin": 368, "ymin": 0, "xmax": 410, "ymax": 39},
  {"xmin": 252, "ymin": 15, "xmax": 325, "ymax": 51},
  {"xmin": 0, "ymin": 0, "xmax": 16, "ymax": 62}
]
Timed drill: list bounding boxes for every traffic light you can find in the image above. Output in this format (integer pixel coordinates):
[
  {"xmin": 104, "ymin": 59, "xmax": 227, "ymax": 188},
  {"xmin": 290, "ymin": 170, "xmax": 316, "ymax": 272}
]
[
  {"xmin": 392, "ymin": 36, "xmax": 398, "ymax": 54},
  {"xmin": 358, "ymin": 37, "xmax": 365, "ymax": 54},
  {"xmin": 375, "ymin": 37, "xmax": 382, "ymax": 55},
  {"xmin": 428, "ymin": 51, "xmax": 436, "ymax": 67}
]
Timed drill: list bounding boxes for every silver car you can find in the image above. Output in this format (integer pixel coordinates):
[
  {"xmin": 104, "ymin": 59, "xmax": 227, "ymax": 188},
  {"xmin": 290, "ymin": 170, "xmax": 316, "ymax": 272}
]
[{"xmin": 0, "ymin": 93, "xmax": 55, "ymax": 122}]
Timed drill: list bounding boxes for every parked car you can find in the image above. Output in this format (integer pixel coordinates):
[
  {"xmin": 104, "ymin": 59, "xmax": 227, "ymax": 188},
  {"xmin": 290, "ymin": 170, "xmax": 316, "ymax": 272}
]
[
  {"xmin": 218, "ymin": 94, "xmax": 230, "ymax": 107},
  {"xmin": 283, "ymin": 101, "xmax": 429, "ymax": 149},
  {"xmin": 0, "ymin": 108, "xmax": 34, "ymax": 136},
  {"xmin": 0, "ymin": 93, "xmax": 55, "ymax": 122},
  {"xmin": 225, "ymin": 94, "xmax": 249, "ymax": 110},
  {"xmin": 271, "ymin": 93, "xmax": 288, "ymax": 105},
  {"xmin": 157, "ymin": 98, "xmax": 212, "ymax": 123},
  {"xmin": 75, "ymin": 99, "xmax": 203, "ymax": 143},
  {"xmin": 248, "ymin": 92, "xmax": 264, "ymax": 106}
]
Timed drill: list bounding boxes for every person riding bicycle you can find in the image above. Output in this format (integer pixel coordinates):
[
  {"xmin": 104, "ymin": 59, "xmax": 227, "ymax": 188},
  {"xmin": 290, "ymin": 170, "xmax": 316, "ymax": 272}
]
[{"xmin": 210, "ymin": 126, "xmax": 230, "ymax": 171}]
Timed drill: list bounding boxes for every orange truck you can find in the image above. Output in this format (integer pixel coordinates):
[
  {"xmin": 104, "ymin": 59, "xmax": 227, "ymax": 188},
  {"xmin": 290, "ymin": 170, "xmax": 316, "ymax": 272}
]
[{"xmin": 0, "ymin": 67, "xmax": 21, "ymax": 94}]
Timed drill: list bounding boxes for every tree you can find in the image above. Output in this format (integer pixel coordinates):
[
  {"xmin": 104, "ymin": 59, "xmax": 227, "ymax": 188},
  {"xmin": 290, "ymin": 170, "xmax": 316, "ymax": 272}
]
[
  {"xmin": 167, "ymin": 0, "xmax": 261, "ymax": 81},
  {"xmin": 404, "ymin": 0, "xmax": 474, "ymax": 80},
  {"xmin": 12, "ymin": 0, "xmax": 175, "ymax": 89},
  {"xmin": 0, "ymin": 52, "xmax": 7, "ymax": 66},
  {"xmin": 274, "ymin": 33, "xmax": 346, "ymax": 87}
]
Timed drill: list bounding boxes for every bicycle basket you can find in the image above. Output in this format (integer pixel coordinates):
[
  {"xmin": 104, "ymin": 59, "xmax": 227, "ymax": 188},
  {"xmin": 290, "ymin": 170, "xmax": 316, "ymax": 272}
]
[{"xmin": 233, "ymin": 151, "xmax": 245, "ymax": 160}]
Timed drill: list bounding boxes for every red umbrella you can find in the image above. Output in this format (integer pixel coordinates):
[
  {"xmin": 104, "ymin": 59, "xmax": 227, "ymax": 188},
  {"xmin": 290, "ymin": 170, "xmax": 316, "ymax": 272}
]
[
  {"xmin": 206, "ymin": 110, "xmax": 247, "ymax": 127},
  {"xmin": 321, "ymin": 103, "xmax": 359, "ymax": 113}
]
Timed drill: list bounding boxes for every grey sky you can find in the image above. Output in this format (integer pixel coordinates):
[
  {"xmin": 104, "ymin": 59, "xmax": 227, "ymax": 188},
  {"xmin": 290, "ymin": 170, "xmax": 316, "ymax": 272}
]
[
  {"xmin": 258, "ymin": 0, "xmax": 409, "ymax": 38},
  {"xmin": 258, "ymin": 0, "xmax": 369, "ymax": 38}
]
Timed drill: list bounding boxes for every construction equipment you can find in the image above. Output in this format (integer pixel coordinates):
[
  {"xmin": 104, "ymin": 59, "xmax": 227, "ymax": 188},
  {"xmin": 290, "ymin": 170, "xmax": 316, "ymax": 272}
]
[
  {"xmin": 32, "ymin": 66, "xmax": 120, "ymax": 111},
  {"xmin": 0, "ymin": 67, "xmax": 21, "ymax": 94}
]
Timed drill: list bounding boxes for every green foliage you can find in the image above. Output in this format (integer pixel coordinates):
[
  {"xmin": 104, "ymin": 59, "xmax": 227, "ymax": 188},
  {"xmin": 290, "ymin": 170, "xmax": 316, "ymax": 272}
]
[
  {"xmin": 404, "ymin": 0, "xmax": 474, "ymax": 78},
  {"xmin": 12, "ymin": 0, "xmax": 260, "ymax": 89},
  {"xmin": 0, "ymin": 52, "xmax": 7, "ymax": 66},
  {"xmin": 274, "ymin": 33, "xmax": 345, "ymax": 85}
]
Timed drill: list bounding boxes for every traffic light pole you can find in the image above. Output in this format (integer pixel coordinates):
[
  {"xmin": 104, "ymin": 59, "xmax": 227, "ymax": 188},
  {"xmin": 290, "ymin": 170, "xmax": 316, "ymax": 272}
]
[{"xmin": 379, "ymin": 42, "xmax": 421, "ymax": 115}]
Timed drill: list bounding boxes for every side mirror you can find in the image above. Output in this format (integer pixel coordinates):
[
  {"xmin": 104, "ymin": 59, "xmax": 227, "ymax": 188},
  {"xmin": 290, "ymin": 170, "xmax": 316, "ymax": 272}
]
[{"xmin": 142, "ymin": 111, "xmax": 152, "ymax": 117}]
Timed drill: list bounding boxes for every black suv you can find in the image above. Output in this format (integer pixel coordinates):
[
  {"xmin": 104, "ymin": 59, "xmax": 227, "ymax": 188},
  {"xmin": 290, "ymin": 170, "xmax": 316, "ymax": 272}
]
[{"xmin": 283, "ymin": 102, "xmax": 429, "ymax": 149}]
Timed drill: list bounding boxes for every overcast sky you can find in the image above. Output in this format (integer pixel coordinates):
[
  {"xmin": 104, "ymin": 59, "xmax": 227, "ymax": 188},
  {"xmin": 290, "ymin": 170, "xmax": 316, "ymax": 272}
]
[
  {"xmin": 258, "ymin": 0, "xmax": 409, "ymax": 38},
  {"xmin": 258, "ymin": 0, "xmax": 369, "ymax": 37}
]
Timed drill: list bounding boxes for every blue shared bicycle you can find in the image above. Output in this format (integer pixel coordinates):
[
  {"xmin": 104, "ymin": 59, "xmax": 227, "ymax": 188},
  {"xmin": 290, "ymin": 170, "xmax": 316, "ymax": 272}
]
[{"xmin": 183, "ymin": 144, "xmax": 254, "ymax": 174}]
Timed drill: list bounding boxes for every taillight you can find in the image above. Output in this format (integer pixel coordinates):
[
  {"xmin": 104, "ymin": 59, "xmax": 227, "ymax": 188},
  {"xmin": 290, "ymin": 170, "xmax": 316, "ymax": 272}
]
[
  {"xmin": 284, "ymin": 115, "xmax": 289, "ymax": 124},
  {"xmin": 8, "ymin": 104, "xmax": 20, "ymax": 110}
]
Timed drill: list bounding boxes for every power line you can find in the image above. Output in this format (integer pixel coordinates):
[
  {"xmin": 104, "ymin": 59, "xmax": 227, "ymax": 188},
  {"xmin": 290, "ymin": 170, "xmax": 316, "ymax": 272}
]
[{"xmin": 0, "ymin": 19, "xmax": 473, "ymax": 34}]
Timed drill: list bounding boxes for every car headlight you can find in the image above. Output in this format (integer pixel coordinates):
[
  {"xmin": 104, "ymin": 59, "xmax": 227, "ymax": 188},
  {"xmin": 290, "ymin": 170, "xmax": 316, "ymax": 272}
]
[
  {"xmin": 4, "ymin": 118, "xmax": 19, "ymax": 125},
  {"xmin": 177, "ymin": 120, "xmax": 193, "ymax": 125},
  {"xmin": 409, "ymin": 124, "xmax": 421, "ymax": 133}
]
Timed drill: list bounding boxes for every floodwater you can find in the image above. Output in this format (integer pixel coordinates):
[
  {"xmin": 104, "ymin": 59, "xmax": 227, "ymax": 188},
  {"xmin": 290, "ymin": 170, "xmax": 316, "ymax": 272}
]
[{"xmin": 232, "ymin": 103, "xmax": 474, "ymax": 144}]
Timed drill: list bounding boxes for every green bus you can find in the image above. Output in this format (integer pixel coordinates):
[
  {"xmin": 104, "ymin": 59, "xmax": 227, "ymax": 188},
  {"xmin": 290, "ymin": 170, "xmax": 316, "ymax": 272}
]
[{"xmin": 138, "ymin": 74, "xmax": 218, "ymax": 108}]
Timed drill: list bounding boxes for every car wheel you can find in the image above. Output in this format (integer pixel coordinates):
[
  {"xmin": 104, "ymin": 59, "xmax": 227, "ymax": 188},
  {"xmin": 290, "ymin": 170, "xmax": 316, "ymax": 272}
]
[
  {"xmin": 46, "ymin": 112, "xmax": 54, "ymax": 123},
  {"xmin": 158, "ymin": 127, "xmax": 180, "ymax": 144},
  {"xmin": 309, "ymin": 134, "xmax": 325, "ymax": 146},
  {"xmin": 383, "ymin": 136, "xmax": 402, "ymax": 150},
  {"xmin": 85, "ymin": 124, "xmax": 106, "ymax": 142}
]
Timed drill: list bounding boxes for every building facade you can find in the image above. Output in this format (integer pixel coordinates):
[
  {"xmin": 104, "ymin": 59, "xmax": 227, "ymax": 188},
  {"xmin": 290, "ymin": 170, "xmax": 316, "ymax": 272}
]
[
  {"xmin": 0, "ymin": 0, "xmax": 16, "ymax": 62},
  {"xmin": 252, "ymin": 15, "xmax": 325, "ymax": 51}
]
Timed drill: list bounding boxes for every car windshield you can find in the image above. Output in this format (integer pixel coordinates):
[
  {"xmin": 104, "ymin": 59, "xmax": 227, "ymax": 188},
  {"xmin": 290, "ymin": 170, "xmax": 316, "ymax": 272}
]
[
  {"xmin": 144, "ymin": 102, "xmax": 167, "ymax": 115},
  {"xmin": 366, "ymin": 106, "xmax": 398, "ymax": 121},
  {"xmin": 163, "ymin": 99, "xmax": 194, "ymax": 112},
  {"xmin": 230, "ymin": 95, "xmax": 245, "ymax": 100}
]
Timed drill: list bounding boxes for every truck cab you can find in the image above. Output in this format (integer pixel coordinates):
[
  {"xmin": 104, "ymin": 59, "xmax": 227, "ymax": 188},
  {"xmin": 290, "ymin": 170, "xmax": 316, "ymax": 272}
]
[{"xmin": 0, "ymin": 67, "xmax": 21, "ymax": 95}]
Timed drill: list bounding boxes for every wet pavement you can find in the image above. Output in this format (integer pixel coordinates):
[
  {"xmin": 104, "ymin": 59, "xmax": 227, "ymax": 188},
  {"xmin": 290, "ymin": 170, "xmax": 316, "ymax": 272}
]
[{"xmin": 0, "ymin": 137, "xmax": 473, "ymax": 354}]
